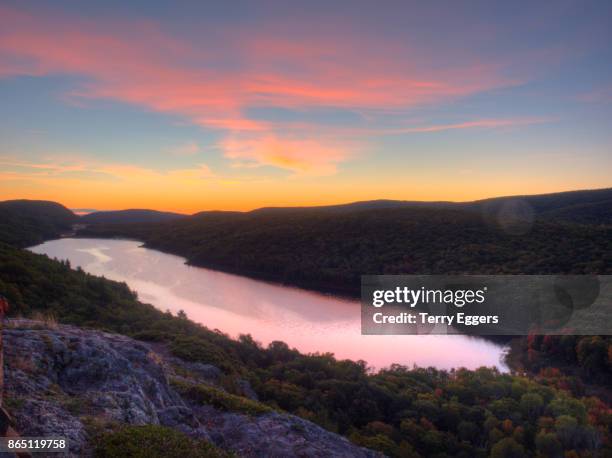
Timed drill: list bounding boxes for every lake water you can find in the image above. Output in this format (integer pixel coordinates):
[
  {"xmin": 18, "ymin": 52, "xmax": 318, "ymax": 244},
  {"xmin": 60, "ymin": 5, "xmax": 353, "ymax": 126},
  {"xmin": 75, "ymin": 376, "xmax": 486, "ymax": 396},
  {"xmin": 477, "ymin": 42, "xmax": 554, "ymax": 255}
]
[{"xmin": 30, "ymin": 238, "xmax": 507, "ymax": 371}]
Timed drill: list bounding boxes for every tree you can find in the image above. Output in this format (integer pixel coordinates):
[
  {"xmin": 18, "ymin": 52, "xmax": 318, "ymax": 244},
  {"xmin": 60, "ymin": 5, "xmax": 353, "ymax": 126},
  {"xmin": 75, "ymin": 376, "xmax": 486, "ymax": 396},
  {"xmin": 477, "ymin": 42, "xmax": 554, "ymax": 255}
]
[
  {"xmin": 457, "ymin": 421, "xmax": 479, "ymax": 442},
  {"xmin": 490, "ymin": 438, "xmax": 525, "ymax": 458},
  {"xmin": 547, "ymin": 397, "xmax": 587, "ymax": 424},
  {"xmin": 576, "ymin": 336, "xmax": 608, "ymax": 379},
  {"xmin": 555, "ymin": 415, "xmax": 579, "ymax": 449},
  {"xmin": 520, "ymin": 393, "xmax": 544, "ymax": 420},
  {"xmin": 535, "ymin": 432, "xmax": 562, "ymax": 457}
]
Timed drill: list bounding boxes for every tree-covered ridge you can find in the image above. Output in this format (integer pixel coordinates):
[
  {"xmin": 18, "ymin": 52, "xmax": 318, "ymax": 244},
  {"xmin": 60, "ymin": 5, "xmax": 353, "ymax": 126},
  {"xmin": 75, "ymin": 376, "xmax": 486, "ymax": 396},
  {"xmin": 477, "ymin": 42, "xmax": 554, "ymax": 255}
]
[
  {"xmin": 475, "ymin": 187, "xmax": 612, "ymax": 223},
  {"xmin": 0, "ymin": 243, "xmax": 610, "ymax": 456},
  {"xmin": 80, "ymin": 209, "xmax": 187, "ymax": 225},
  {"xmin": 0, "ymin": 199, "xmax": 77, "ymax": 248},
  {"xmin": 231, "ymin": 187, "xmax": 612, "ymax": 225},
  {"xmin": 81, "ymin": 206, "xmax": 612, "ymax": 296}
]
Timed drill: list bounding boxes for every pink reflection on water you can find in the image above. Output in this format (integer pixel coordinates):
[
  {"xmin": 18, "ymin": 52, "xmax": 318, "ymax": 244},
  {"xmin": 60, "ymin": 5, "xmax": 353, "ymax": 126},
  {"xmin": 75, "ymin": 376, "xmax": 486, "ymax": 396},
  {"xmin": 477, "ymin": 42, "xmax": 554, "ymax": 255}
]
[{"xmin": 30, "ymin": 238, "xmax": 507, "ymax": 371}]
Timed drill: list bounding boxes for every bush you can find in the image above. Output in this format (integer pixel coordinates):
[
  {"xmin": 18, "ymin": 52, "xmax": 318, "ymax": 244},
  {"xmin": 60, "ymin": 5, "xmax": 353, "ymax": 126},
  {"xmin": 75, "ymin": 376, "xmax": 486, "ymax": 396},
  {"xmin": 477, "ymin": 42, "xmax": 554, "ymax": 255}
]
[
  {"xmin": 94, "ymin": 425, "xmax": 231, "ymax": 457},
  {"xmin": 171, "ymin": 379, "xmax": 273, "ymax": 416}
]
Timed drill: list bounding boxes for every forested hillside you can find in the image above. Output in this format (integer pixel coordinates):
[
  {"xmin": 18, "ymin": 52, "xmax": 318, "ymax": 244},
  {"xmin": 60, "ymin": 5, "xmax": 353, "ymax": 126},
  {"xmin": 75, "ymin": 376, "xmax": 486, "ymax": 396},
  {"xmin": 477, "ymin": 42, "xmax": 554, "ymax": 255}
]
[
  {"xmin": 0, "ymin": 199, "xmax": 77, "ymax": 247},
  {"xmin": 80, "ymin": 209, "xmax": 187, "ymax": 225},
  {"xmin": 238, "ymin": 187, "xmax": 612, "ymax": 225},
  {"xmin": 81, "ymin": 205, "xmax": 612, "ymax": 296}
]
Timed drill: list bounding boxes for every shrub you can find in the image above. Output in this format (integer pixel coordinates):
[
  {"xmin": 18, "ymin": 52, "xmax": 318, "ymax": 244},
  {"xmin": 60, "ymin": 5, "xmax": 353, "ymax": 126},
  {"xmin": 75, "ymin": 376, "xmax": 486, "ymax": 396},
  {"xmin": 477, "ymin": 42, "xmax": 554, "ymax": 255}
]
[
  {"xmin": 171, "ymin": 379, "xmax": 273, "ymax": 416},
  {"xmin": 94, "ymin": 425, "xmax": 231, "ymax": 458}
]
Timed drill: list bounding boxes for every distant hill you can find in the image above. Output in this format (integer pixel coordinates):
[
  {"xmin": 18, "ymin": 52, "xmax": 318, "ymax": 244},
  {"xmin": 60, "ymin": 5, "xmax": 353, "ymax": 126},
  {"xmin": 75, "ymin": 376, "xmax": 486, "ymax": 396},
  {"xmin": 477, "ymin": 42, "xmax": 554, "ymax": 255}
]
[
  {"xmin": 250, "ymin": 199, "xmax": 458, "ymax": 214},
  {"xmin": 0, "ymin": 199, "xmax": 77, "ymax": 247},
  {"xmin": 75, "ymin": 187, "xmax": 612, "ymax": 225},
  {"xmin": 80, "ymin": 209, "xmax": 187, "ymax": 225},
  {"xmin": 540, "ymin": 199, "xmax": 612, "ymax": 225},
  {"xmin": 473, "ymin": 187, "xmax": 612, "ymax": 224},
  {"xmin": 80, "ymin": 188, "xmax": 612, "ymax": 295},
  {"xmin": 251, "ymin": 188, "xmax": 612, "ymax": 225},
  {"xmin": 3, "ymin": 187, "xmax": 610, "ymax": 292}
]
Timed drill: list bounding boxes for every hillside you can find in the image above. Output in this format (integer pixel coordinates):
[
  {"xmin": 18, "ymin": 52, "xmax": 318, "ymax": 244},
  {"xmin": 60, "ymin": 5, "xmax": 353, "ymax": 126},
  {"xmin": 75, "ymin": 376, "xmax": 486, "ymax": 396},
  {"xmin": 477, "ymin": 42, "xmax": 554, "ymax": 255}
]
[
  {"xmin": 540, "ymin": 200, "xmax": 612, "ymax": 225},
  {"xmin": 81, "ymin": 205, "xmax": 612, "ymax": 296},
  {"xmin": 80, "ymin": 209, "xmax": 187, "ymax": 225},
  {"xmin": 475, "ymin": 188, "xmax": 612, "ymax": 225},
  {"xmin": 0, "ymin": 199, "xmax": 77, "ymax": 247},
  {"xmin": 247, "ymin": 188, "xmax": 612, "ymax": 225}
]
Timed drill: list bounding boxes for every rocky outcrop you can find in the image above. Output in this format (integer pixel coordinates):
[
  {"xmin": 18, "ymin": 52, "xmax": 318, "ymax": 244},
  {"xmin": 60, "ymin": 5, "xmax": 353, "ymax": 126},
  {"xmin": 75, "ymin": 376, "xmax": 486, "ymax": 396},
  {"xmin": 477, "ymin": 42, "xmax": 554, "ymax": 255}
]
[
  {"xmin": 203, "ymin": 409, "xmax": 376, "ymax": 457},
  {"xmin": 3, "ymin": 320, "xmax": 379, "ymax": 457}
]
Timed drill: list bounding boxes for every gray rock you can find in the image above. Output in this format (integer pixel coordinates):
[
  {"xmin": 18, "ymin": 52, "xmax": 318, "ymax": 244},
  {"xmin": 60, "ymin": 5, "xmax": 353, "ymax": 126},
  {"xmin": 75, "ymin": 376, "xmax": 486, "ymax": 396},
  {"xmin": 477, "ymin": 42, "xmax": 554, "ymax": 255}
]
[
  {"xmin": 3, "ymin": 320, "xmax": 186, "ymax": 455},
  {"xmin": 195, "ymin": 407, "xmax": 378, "ymax": 458},
  {"xmin": 3, "ymin": 320, "xmax": 381, "ymax": 457},
  {"xmin": 13, "ymin": 399, "xmax": 86, "ymax": 456}
]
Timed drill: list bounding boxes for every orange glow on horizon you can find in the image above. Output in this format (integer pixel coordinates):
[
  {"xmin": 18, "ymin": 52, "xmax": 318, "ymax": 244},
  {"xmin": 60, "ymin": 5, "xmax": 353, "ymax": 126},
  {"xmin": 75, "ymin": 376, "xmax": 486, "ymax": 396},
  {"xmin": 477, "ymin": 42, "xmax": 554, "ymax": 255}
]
[{"xmin": 1, "ymin": 169, "xmax": 609, "ymax": 214}]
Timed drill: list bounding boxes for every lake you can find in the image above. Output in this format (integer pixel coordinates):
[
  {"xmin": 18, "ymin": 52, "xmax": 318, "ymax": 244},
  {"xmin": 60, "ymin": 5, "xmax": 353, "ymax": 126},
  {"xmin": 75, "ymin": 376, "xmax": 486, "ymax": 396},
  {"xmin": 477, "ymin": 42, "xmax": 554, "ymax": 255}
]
[{"xmin": 30, "ymin": 238, "xmax": 507, "ymax": 371}]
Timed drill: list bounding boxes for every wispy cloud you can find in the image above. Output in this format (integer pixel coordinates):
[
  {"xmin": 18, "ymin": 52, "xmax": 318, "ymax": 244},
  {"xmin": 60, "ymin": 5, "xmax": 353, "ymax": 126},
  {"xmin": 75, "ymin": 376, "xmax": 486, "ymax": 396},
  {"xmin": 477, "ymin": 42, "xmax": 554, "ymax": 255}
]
[
  {"xmin": 0, "ymin": 5, "xmax": 530, "ymax": 175},
  {"xmin": 385, "ymin": 117, "xmax": 554, "ymax": 134},
  {"xmin": 167, "ymin": 141, "xmax": 200, "ymax": 156},
  {"xmin": 0, "ymin": 156, "xmax": 215, "ymax": 183}
]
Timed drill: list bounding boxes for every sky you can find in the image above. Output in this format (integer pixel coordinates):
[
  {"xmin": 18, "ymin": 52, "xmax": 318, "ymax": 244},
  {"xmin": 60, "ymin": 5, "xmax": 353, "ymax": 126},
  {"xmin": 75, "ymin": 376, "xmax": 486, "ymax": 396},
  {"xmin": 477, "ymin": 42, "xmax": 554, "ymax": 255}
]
[{"xmin": 1, "ymin": 0, "xmax": 611, "ymax": 213}]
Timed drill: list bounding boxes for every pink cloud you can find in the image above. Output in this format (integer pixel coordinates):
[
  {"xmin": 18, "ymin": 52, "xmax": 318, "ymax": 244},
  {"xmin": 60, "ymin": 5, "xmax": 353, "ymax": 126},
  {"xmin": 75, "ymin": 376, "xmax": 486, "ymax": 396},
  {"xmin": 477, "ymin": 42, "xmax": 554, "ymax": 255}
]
[
  {"xmin": 0, "ymin": 5, "xmax": 522, "ymax": 175},
  {"xmin": 221, "ymin": 135, "xmax": 351, "ymax": 176}
]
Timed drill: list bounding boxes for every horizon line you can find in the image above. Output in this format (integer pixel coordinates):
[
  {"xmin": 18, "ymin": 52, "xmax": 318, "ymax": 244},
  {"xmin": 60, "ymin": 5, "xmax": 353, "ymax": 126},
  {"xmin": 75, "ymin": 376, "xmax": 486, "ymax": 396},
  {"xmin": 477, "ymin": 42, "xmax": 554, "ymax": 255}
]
[{"xmin": 49, "ymin": 185, "xmax": 612, "ymax": 215}]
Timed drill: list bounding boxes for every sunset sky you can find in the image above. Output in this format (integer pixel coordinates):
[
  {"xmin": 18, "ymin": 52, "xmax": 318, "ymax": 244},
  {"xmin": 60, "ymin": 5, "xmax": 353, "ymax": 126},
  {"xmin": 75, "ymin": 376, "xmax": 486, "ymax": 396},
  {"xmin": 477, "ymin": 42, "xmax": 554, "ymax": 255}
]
[{"xmin": 1, "ymin": 1, "xmax": 611, "ymax": 213}]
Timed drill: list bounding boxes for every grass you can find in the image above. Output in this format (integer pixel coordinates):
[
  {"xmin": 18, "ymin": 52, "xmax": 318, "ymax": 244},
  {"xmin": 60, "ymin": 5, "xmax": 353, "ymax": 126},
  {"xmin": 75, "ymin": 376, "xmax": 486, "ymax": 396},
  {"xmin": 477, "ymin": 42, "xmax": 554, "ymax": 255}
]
[
  {"xmin": 29, "ymin": 311, "xmax": 59, "ymax": 329},
  {"xmin": 168, "ymin": 335, "xmax": 237, "ymax": 372},
  {"xmin": 171, "ymin": 378, "xmax": 274, "ymax": 416},
  {"xmin": 93, "ymin": 424, "xmax": 233, "ymax": 458}
]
